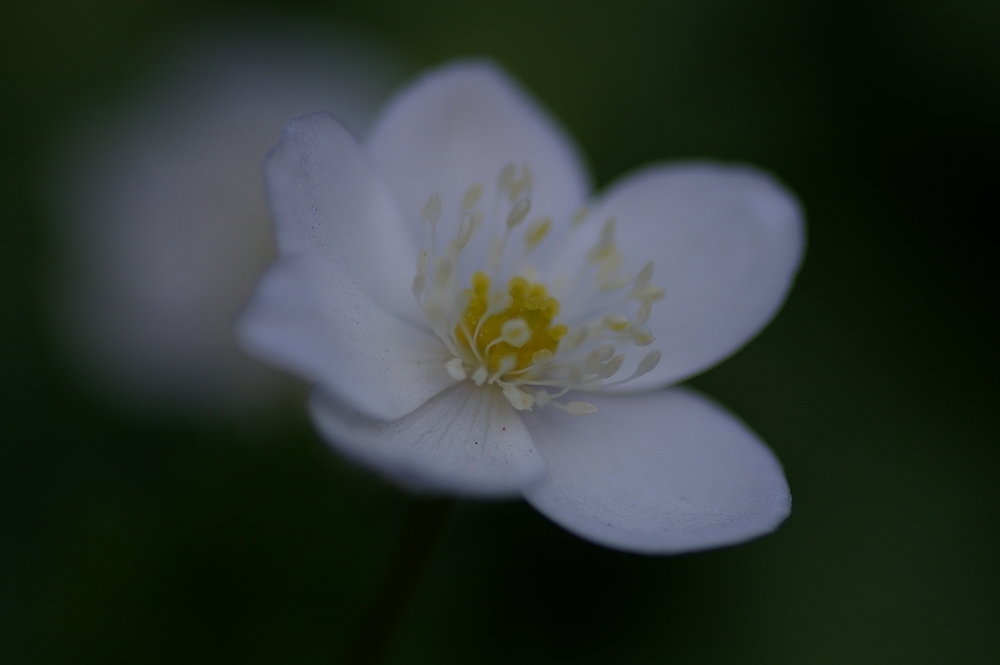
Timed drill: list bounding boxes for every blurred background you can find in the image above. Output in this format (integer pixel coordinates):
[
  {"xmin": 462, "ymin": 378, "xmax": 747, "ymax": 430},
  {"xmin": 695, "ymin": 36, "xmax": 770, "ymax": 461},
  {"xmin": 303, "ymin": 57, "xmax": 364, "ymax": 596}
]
[{"xmin": 2, "ymin": 0, "xmax": 997, "ymax": 662}]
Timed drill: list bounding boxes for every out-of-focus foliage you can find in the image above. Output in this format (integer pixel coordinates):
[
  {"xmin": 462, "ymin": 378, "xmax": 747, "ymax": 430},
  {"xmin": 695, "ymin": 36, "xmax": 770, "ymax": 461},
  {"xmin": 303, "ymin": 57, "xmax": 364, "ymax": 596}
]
[{"xmin": 2, "ymin": 1, "xmax": 997, "ymax": 663}]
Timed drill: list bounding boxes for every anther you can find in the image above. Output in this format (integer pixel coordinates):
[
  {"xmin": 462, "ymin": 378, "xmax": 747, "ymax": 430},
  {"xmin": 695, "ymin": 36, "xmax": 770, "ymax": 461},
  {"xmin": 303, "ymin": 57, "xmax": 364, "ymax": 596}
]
[
  {"xmin": 629, "ymin": 324, "xmax": 654, "ymax": 346},
  {"xmin": 506, "ymin": 198, "xmax": 532, "ymax": 229},
  {"xmin": 509, "ymin": 163, "xmax": 533, "ymax": 202},
  {"xmin": 422, "ymin": 191, "xmax": 442, "ymax": 225},
  {"xmin": 445, "ymin": 358, "xmax": 467, "ymax": 381},
  {"xmin": 524, "ymin": 217, "xmax": 551, "ymax": 251},
  {"xmin": 600, "ymin": 350, "xmax": 662, "ymax": 389},
  {"xmin": 498, "ymin": 163, "xmax": 516, "ymax": 194},
  {"xmin": 597, "ymin": 354, "xmax": 625, "ymax": 379},
  {"xmin": 602, "ymin": 314, "xmax": 630, "ymax": 331},
  {"xmin": 461, "ymin": 183, "xmax": 484, "ymax": 212},
  {"xmin": 503, "ymin": 384, "xmax": 535, "ymax": 410},
  {"xmin": 563, "ymin": 401, "xmax": 597, "ymax": 415},
  {"xmin": 457, "ymin": 213, "xmax": 475, "ymax": 248},
  {"xmin": 632, "ymin": 261, "xmax": 654, "ymax": 295},
  {"xmin": 636, "ymin": 296, "xmax": 652, "ymax": 325},
  {"xmin": 636, "ymin": 350, "xmax": 661, "ymax": 376},
  {"xmin": 634, "ymin": 284, "xmax": 666, "ymax": 301},
  {"xmin": 585, "ymin": 345, "xmax": 615, "ymax": 373},
  {"xmin": 531, "ymin": 349, "xmax": 553, "ymax": 365},
  {"xmin": 587, "ymin": 218, "xmax": 618, "ymax": 263}
]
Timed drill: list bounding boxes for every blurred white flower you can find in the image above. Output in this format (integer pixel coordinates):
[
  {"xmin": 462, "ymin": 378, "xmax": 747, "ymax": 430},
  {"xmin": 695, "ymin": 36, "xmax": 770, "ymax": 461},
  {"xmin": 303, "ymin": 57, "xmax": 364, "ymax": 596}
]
[
  {"xmin": 49, "ymin": 23, "xmax": 406, "ymax": 416},
  {"xmin": 239, "ymin": 62, "xmax": 805, "ymax": 553}
]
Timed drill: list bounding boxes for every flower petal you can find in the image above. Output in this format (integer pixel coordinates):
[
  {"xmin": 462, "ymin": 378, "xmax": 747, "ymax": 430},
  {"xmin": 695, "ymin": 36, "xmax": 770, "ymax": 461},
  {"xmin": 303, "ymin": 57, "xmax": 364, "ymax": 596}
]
[
  {"xmin": 521, "ymin": 388, "xmax": 790, "ymax": 554},
  {"xmin": 310, "ymin": 383, "xmax": 546, "ymax": 498},
  {"xmin": 265, "ymin": 112, "xmax": 426, "ymax": 327},
  {"xmin": 563, "ymin": 163, "xmax": 805, "ymax": 390},
  {"xmin": 238, "ymin": 254, "xmax": 454, "ymax": 421},
  {"xmin": 368, "ymin": 61, "xmax": 590, "ymax": 243}
]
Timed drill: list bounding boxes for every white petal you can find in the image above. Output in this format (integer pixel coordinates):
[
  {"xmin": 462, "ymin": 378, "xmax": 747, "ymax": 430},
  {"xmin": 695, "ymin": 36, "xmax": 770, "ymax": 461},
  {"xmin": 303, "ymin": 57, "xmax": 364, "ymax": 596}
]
[
  {"xmin": 561, "ymin": 163, "xmax": 804, "ymax": 390},
  {"xmin": 368, "ymin": 61, "xmax": 590, "ymax": 245},
  {"xmin": 310, "ymin": 383, "xmax": 546, "ymax": 498},
  {"xmin": 266, "ymin": 113, "xmax": 426, "ymax": 327},
  {"xmin": 238, "ymin": 254, "xmax": 454, "ymax": 421},
  {"xmin": 521, "ymin": 388, "xmax": 790, "ymax": 554}
]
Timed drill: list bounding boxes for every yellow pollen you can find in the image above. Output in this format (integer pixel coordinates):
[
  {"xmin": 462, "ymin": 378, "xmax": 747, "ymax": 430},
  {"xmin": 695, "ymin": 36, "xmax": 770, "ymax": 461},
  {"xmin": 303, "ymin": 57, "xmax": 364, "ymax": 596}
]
[{"xmin": 457, "ymin": 271, "xmax": 563, "ymax": 374}]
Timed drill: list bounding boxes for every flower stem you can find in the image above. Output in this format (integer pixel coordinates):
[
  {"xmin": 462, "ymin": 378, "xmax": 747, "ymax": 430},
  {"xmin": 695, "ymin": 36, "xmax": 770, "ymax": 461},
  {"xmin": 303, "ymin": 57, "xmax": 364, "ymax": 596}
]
[{"xmin": 346, "ymin": 496, "xmax": 455, "ymax": 665}]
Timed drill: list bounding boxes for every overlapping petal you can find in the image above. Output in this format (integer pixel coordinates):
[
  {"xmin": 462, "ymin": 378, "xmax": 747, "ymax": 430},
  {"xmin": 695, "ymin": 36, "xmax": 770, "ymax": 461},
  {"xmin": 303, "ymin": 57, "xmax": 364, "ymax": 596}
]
[
  {"xmin": 521, "ymin": 388, "xmax": 791, "ymax": 554},
  {"xmin": 368, "ymin": 61, "xmax": 590, "ymax": 242},
  {"xmin": 265, "ymin": 113, "xmax": 425, "ymax": 327},
  {"xmin": 238, "ymin": 254, "xmax": 454, "ymax": 421},
  {"xmin": 551, "ymin": 164, "xmax": 804, "ymax": 390},
  {"xmin": 311, "ymin": 383, "xmax": 546, "ymax": 497}
]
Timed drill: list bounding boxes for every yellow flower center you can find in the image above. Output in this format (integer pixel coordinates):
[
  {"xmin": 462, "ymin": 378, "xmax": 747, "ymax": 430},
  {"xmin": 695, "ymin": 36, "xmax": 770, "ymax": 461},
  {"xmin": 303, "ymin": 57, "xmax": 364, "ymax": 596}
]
[
  {"xmin": 412, "ymin": 162, "xmax": 664, "ymax": 413},
  {"xmin": 456, "ymin": 272, "xmax": 568, "ymax": 374}
]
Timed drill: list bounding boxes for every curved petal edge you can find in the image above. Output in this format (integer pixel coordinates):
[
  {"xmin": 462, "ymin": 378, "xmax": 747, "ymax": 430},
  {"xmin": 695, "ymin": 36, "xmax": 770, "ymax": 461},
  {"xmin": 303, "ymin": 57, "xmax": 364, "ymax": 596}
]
[
  {"xmin": 521, "ymin": 388, "xmax": 791, "ymax": 554},
  {"xmin": 310, "ymin": 383, "xmax": 546, "ymax": 498}
]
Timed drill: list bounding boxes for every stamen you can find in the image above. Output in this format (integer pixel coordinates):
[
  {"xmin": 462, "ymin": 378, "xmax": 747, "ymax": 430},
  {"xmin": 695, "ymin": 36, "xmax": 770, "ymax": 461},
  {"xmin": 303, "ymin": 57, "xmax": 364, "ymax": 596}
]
[
  {"xmin": 498, "ymin": 163, "xmax": 516, "ymax": 196},
  {"xmin": 632, "ymin": 261, "xmax": 653, "ymax": 296},
  {"xmin": 445, "ymin": 357, "xmax": 467, "ymax": 381},
  {"xmin": 456, "ymin": 213, "xmax": 475, "ymax": 248},
  {"xmin": 502, "ymin": 384, "xmax": 535, "ymax": 410},
  {"xmin": 629, "ymin": 324, "xmax": 655, "ymax": 346},
  {"xmin": 561, "ymin": 401, "xmax": 597, "ymax": 415},
  {"xmin": 584, "ymin": 345, "xmax": 615, "ymax": 374},
  {"xmin": 433, "ymin": 257, "xmax": 452, "ymax": 288},
  {"xmin": 412, "ymin": 164, "xmax": 664, "ymax": 414},
  {"xmin": 587, "ymin": 218, "xmax": 618, "ymax": 264},
  {"xmin": 488, "ymin": 355, "xmax": 517, "ymax": 384},
  {"xmin": 636, "ymin": 296, "xmax": 652, "ymax": 324},
  {"xmin": 412, "ymin": 249, "xmax": 428, "ymax": 297},
  {"xmin": 422, "ymin": 191, "xmax": 442, "ymax": 225},
  {"xmin": 636, "ymin": 349, "xmax": 662, "ymax": 376},
  {"xmin": 508, "ymin": 163, "xmax": 533, "ymax": 202},
  {"xmin": 524, "ymin": 217, "xmax": 551, "ymax": 251},
  {"xmin": 597, "ymin": 354, "xmax": 625, "ymax": 379},
  {"xmin": 634, "ymin": 284, "xmax": 666, "ymax": 301},
  {"xmin": 506, "ymin": 198, "xmax": 532, "ymax": 229},
  {"xmin": 599, "ymin": 350, "xmax": 662, "ymax": 388},
  {"xmin": 602, "ymin": 314, "xmax": 630, "ymax": 331},
  {"xmin": 461, "ymin": 183, "xmax": 484, "ymax": 212}
]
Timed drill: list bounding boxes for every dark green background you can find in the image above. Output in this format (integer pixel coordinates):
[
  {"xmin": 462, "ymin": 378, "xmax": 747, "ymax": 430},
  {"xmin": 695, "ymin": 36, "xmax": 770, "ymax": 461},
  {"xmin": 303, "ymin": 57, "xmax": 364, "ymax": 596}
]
[{"xmin": 3, "ymin": 0, "xmax": 997, "ymax": 662}]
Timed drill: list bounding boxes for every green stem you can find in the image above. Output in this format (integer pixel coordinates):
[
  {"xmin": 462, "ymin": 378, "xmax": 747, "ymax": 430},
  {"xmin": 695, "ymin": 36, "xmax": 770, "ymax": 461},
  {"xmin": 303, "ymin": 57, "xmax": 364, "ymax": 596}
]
[{"xmin": 346, "ymin": 497, "xmax": 455, "ymax": 665}]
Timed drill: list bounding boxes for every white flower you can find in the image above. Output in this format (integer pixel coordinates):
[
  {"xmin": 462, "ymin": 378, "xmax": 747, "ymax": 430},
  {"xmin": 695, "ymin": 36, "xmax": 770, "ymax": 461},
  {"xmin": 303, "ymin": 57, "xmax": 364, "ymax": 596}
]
[
  {"xmin": 48, "ymin": 25, "xmax": 403, "ymax": 415},
  {"xmin": 239, "ymin": 62, "xmax": 805, "ymax": 553}
]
